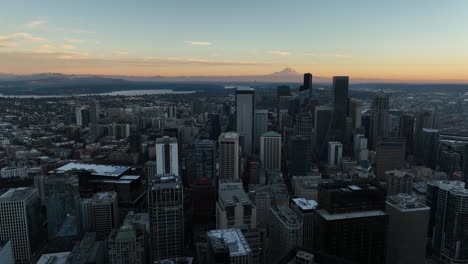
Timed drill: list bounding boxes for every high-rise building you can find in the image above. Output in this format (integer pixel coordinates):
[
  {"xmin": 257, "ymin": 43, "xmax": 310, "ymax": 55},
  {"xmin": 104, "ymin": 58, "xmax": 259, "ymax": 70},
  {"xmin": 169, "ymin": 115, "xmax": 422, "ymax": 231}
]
[
  {"xmin": 148, "ymin": 174, "xmax": 184, "ymax": 262},
  {"xmin": 353, "ymin": 133, "xmax": 369, "ymax": 161},
  {"xmin": 327, "ymin": 141, "xmax": 343, "ymax": 166},
  {"xmin": 216, "ymin": 179, "xmax": 256, "ymax": 229},
  {"xmin": 313, "ymin": 181, "xmax": 388, "ymax": 264},
  {"xmin": 295, "ymin": 110, "xmax": 314, "ymax": 161},
  {"xmin": 219, "ymin": 132, "xmax": 240, "ymax": 180},
  {"xmin": 269, "ymin": 205, "xmax": 303, "ymax": 262},
  {"xmin": 374, "ymin": 137, "xmax": 406, "ymax": 179},
  {"xmin": 331, "ymin": 76, "xmax": 349, "ymax": 141},
  {"xmin": 427, "ymin": 181, "xmax": 468, "ymax": 263},
  {"xmin": 156, "ymin": 136, "xmax": 179, "ymax": 176},
  {"xmin": 44, "ymin": 174, "xmax": 80, "ymax": 239},
  {"xmin": 193, "ymin": 139, "xmax": 216, "ymax": 180},
  {"xmin": 420, "ymin": 128, "xmax": 439, "ymax": 169},
  {"xmin": 414, "ymin": 110, "xmax": 439, "ymax": 158},
  {"xmin": 206, "ymin": 229, "xmax": 252, "ymax": 264},
  {"xmin": 386, "ymin": 194, "xmax": 429, "ymax": 264},
  {"xmin": 464, "ymin": 144, "xmax": 468, "ymax": 186},
  {"xmin": 236, "ymin": 87, "xmax": 255, "ymax": 155},
  {"xmin": 277, "ymin": 86, "xmax": 292, "ymax": 129},
  {"xmin": 314, "ymin": 105, "xmax": 333, "ymax": 159},
  {"xmin": 80, "ymin": 198, "xmax": 93, "ymax": 232},
  {"xmin": 0, "ymin": 187, "xmax": 42, "ymax": 264},
  {"xmin": 108, "ymin": 224, "xmax": 146, "ymax": 264},
  {"xmin": 191, "ymin": 178, "xmax": 217, "ymax": 228},
  {"xmin": 75, "ymin": 107, "xmax": 90, "ymax": 127},
  {"xmin": 348, "ymin": 98, "xmax": 363, "ymax": 129},
  {"xmin": 399, "ymin": 114, "xmax": 415, "ymax": 155},
  {"xmin": 303, "ymin": 73, "xmax": 313, "ymax": 98},
  {"xmin": 89, "ymin": 100, "xmax": 100, "ymax": 124},
  {"xmin": 440, "ymin": 149, "xmax": 461, "ymax": 176},
  {"xmin": 385, "ymin": 169, "xmax": 414, "ymax": 196},
  {"xmin": 289, "ymin": 136, "xmax": 311, "ymax": 177},
  {"xmin": 167, "ymin": 104, "xmax": 177, "ymax": 119},
  {"xmin": 254, "ymin": 110, "xmax": 269, "ymax": 154},
  {"xmin": 369, "ymin": 92, "xmax": 391, "ymax": 150},
  {"xmin": 291, "ymin": 198, "xmax": 317, "ymax": 252},
  {"xmin": 91, "ymin": 191, "xmax": 119, "ymax": 240},
  {"xmin": 260, "ymin": 131, "xmax": 282, "ymax": 170}
]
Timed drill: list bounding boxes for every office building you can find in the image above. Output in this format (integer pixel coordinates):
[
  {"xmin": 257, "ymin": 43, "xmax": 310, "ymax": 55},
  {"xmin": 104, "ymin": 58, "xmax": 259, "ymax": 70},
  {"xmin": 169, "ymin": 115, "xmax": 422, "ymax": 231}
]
[
  {"xmin": 385, "ymin": 169, "xmax": 414, "ymax": 195},
  {"xmin": 216, "ymin": 179, "xmax": 256, "ymax": 229},
  {"xmin": 269, "ymin": 205, "xmax": 303, "ymax": 262},
  {"xmin": 89, "ymin": 100, "xmax": 100, "ymax": 124},
  {"xmin": 291, "ymin": 198, "xmax": 317, "ymax": 251},
  {"xmin": 148, "ymin": 174, "xmax": 184, "ymax": 262},
  {"xmin": 295, "ymin": 110, "xmax": 314, "ymax": 161},
  {"xmin": 369, "ymin": 92, "xmax": 391, "ymax": 150},
  {"xmin": 44, "ymin": 174, "xmax": 80, "ymax": 238},
  {"xmin": 439, "ymin": 149, "xmax": 461, "ymax": 176},
  {"xmin": 415, "ymin": 110, "xmax": 439, "ymax": 158},
  {"xmin": 80, "ymin": 198, "xmax": 93, "ymax": 232},
  {"xmin": 91, "ymin": 191, "xmax": 119, "ymax": 240},
  {"xmin": 191, "ymin": 178, "xmax": 217, "ymax": 228},
  {"xmin": 331, "ymin": 76, "xmax": 349, "ymax": 140},
  {"xmin": 420, "ymin": 128, "xmax": 440, "ymax": 169},
  {"xmin": 277, "ymin": 86, "xmax": 293, "ymax": 129},
  {"xmin": 289, "ymin": 136, "xmax": 311, "ymax": 177},
  {"xmin": 427, "ymin": 181, "xmax": 468, "ymax": 263},
  {"xmin": 353, "ymin": 134, "xmax": 369, "ymax": 161},
  {"xmin": 75, "ymin": 107, "xmax": 90, "ymax": 127},
  {"xmin": 156, "ymin": 136, "xmax": 179, "ymax": 176},
  {"xmin": 207, "ymin": 229, "xmax": 252, "ymax": 264},
  {"xmin": 236, "ymin": 87, "xmax": 255, "ymax": 155},
  {"xmin": 348, "ymin": 98, "xmax": 363, "ymax": 129},
  {"xmin": 108, "ymin": 224, "xmax": 146, "ymax": 264},
  {"xmin": 219, "ymin": 132, "xmax": 240, "ymax": 180},
  {"xmin": 260, "ymin": 131, "xmax": 282, "ymax": 170},
  {"xmin": 0, "ymin": 187, "xmax": 42, "ymax": 264},
  {"xmin": 327, "ymin": 141, "xmax": 343, "ymax": 166},
  {"xmin": 167, "ymin": 104, "xmax": 177, "ymax": 119},
  {"xmin": 313, "ymin": 181, "xmax": 388, "ymax": 264},
  {"xmin": 314, "ymin": 105, "xmax": 333, "ymax": 158},
  {"xmin": 386, "ymin": 194, "xmax": 429, "ymax": 264},
  {"xmin": 303, "ymin": 73, "xmax": 313, "ymax": 96},
  {"xmin": 254, "ymin": 110, "xmax": 269, "ymax": 154},
  {"xmin": 399, "ymin": 114, "xmax": 415, "ymax": 155},
  {"xmin": 374, "ymin": 137, "xmax": 406, "ymax": 179},
  {"xmin": 193, "ymin": 139, "xmax": 216, "ymax": 180}
]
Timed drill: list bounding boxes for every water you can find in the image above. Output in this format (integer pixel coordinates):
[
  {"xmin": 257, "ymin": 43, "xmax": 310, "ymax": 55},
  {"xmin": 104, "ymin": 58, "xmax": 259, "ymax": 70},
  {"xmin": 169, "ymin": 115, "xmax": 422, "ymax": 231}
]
[{"xmin": 0, "ymin": 89, "xmax": 196, "ymax": 98}]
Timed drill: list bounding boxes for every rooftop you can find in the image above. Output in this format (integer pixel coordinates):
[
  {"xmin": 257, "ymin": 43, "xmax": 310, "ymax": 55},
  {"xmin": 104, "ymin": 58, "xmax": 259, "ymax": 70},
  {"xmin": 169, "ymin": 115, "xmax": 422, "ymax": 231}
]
[
  {"xmin": 317, "ymin": 209, "xmax": 387, "ymax": 221},
  {"xmin": 292, "ymin": 198, "xmax": 318, "ymax": 211},
  {"xmin": 36, "ymin": 252, "xmax": 71, "ymax": 264},
  {"xmin": 50, "ymin": 162, "xmax": 129, "ymax": 177},
  {"xmin": 219, "ymin": 132, "xmax": 239, "ymax": 140},
  {"xmin": 261, "ymin": 131, "xmax": 281, "ymax": 138},
  {"xmin": 218, "ymin": 180, "xmax": 252, "ymax": 208},
  {"xmin": 207, "ymin": 229, "xmax": 251, "ymax": 257},
  {"xmin": 0, "ymin": 187, "xmax": 37, "ymax": 202},
  {"xmin": 386, "ymin": 194, "xmax": 429, "ymax": 211},
  {"xmin": 156, "ymin": 136, "xmax": 178, "ymax": 144},
  {"xmin": 91, "ymin": 191, "xmax": 116, "ymax": 204},
  {"xmin": 271, "ymin": 205, "xmax": 303, "ymax": 228}
]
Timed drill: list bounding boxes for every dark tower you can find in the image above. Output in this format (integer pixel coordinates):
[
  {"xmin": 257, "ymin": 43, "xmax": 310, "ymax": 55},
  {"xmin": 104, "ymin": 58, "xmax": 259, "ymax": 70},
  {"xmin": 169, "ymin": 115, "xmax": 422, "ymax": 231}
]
[{"xmin": 331, "ymin": 76, "xmax": 349, "ymax": 141}]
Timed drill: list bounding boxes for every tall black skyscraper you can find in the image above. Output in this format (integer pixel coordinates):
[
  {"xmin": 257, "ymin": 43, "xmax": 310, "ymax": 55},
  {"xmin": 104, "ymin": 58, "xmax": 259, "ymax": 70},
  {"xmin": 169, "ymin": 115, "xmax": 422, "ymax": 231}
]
[
  {"xmin": 399, "ymin": 114, "xmax": 415, "ymax": 155},
  {"xmin": 332, "ymin": 76, "xmax": 349, "ymax": 141},
  {"xmin": 302, "ymin": 73, "xmax": 313, "ymax": 98}
]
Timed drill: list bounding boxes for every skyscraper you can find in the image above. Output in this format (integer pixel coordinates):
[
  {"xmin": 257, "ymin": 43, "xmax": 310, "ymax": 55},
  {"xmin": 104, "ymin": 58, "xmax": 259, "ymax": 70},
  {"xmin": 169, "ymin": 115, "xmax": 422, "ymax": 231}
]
[
  {"xmin": 259, "ymin": 131, "xmax": 282, "ymax": 170},
  {"xmin": 331, "ymin": 76, "xmax": 349, "ymax": 140},
  {"xmin": 327, "ymin": 141, "xmax": 343, "ymax": 166},
  {"xmin": 414, "ymin": 110, "xmax": 439, "ymax": 158},
  {"xmin": 254, "ymin": 110, "xmax": 268, "ymax": 154},
  {"xmin": 216, "ymin": 179, "xmax": 256, "ymax": 229},
  {"xmin": 89, "ymin": 100, "xmax": 100, "ymax": 124},
  {"xmin": 75, "ymin": 107, "xmax": 90, "ymax": 127},
  {"xmin": 108, "ymin": 224, "xmax": 147, "ymax": 264},
  {"xmin": 44, "ymin": 174, "xmax": 80, "ymax": 239},
  {"xmin": 291, "ymin": 198, "xmax": 317, "ymax": 252},
  {"xmin": 369, "ymin": 92, "xmax": 391, "ymax": 150},
  {"xmin": 156, "ymin": 136, "xmax": 179, "ymax": 176},
  {"xmin": 385, "ymin": 169, "xmax": 414, "ymax": 196},
  {"xmin": 277, "ymin": 86, "xmax": 292, "ymax": 129},
  {"xmin": 464, "ymin": 144, "xmax": 468, "ymax": 186},
  {"xmin": 295, "ymin": 110, "xmax": 314, "ymax": 161},
  {"xmin": 348, "ymin": 98, "xmax": 363, "ymax": 129},
  {"xmin": 420, "ymin": 128, "xmax": 439, "ymax": 169},
  {"xmin": 269, "ymin": 205, "xmax": 303, "ymax": 262},
  {"xmin": 399, "ymin": 114, "xmax": 415, "ymax": 155},
  {"xmin": 314, "ymin": 105, "xmax": 333, "ymax": 159},
  {"xmin": 193, "ymin": 139, "xmax": 216, "ymax": 180},
  {"xmin": 386, "ymin": 194, "xmax": 429, "ymax": 264},
  {"xmin": 236, "ymin": 87, "xmax": 255, "ymax": 155},
  {"xmin": 374, "ymin": 137, "xmax": 406, "ymax": 179},
  {"xmin": 303, "ymin": 73, "xmax": 313, "ymax": 99},
  {"xmin": 439, "ymin": 149, "xmax": 461, "ymax": 176},
  {"xmin": 427, "ymin": 181, "xmax": 468, "ymax": 263},
  {"xmin": 219, "ymin": 132, "xmax": 240, "ymax": 180},
  {"xmin": 0, "ymin": 187, "xmax": 42, "ymax": 263},
  {"xmin": 91, "ymin": 191, "xmax": 119, "ymax": 240},
  {"xmin": 313, "ymin": 181, "xmax": 388, "ymax": 264},
  {"xmin": 148, "ymin": 174, "xmax": 184, "ymax": 262},
  {"xmin": 289, "ymin": 136, "xmax": 310, "ymax": 176}
]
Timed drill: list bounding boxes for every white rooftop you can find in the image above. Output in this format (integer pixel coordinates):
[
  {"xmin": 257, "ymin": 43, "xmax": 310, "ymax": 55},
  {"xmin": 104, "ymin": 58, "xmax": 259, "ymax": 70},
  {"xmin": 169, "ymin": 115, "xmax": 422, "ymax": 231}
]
[
  {"xmin": 208, "ymin": 229, "xmax": 251, "ymax": 257},
  {"xmin": 318, "ymin": 209, "xmax": 387, "ymax": 221},
  {"xmin": 292, "ymin": 198, "xmax": 318, "ymax": 210},
  {"xmin": 50, "ymin": 162, "xmax": 129, "ymax": 177},
  {"xmin": 36, "ymin": 252, "xmax": 71, "ymax": 264}
]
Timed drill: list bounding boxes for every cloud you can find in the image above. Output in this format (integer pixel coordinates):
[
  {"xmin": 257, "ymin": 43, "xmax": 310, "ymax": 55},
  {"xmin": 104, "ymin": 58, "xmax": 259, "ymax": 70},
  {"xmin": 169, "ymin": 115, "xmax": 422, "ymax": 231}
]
[
  {"xmin": 113, "ymin": 51, "xmax": 129, "ymax": 55},
  {"xmin": 40, "ymin": 44, "xmax": 75, "ymax": 50},
  {"xmin": 25, "ymin": 20, "xmax": 46, "ymax": 28},
  {"xmin": 304, "ymin": 53, "xmax": 352, "ymax": 59},
  {"xmin": 13, "ymin": 32, "xmax": 46, "ymax": 42},
  {"xmin": 0, "ymin": 37, "xmax": 16, "ymax": 48},
  {"xmin": 0, "ymin": 32, "xmax": 46, "ymax": 48},
  {"xmin": 186, "ymin": 41, "xmax": 212, "ymax": 46},
  {"xmin": 268, "ymin": 51, "xmax": 291, "ymax": 57},
  {"xmin": 64, "ymin": 38, "xmax": 83, "ymax": 43}
]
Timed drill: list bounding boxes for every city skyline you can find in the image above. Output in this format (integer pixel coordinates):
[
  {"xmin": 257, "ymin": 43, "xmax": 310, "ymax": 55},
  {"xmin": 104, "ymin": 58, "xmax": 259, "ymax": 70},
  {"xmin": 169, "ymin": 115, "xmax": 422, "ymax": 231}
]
[{"xmin": 0, "ymin": 0, "xmax": 468, "ymax": 82}]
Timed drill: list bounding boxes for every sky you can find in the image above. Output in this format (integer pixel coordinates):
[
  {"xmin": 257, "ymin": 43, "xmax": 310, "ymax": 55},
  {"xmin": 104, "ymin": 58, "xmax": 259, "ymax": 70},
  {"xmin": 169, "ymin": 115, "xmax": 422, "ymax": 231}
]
[{"xmin": 1, "ymin": 0, "xmax": 468, "ymax": 82}]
